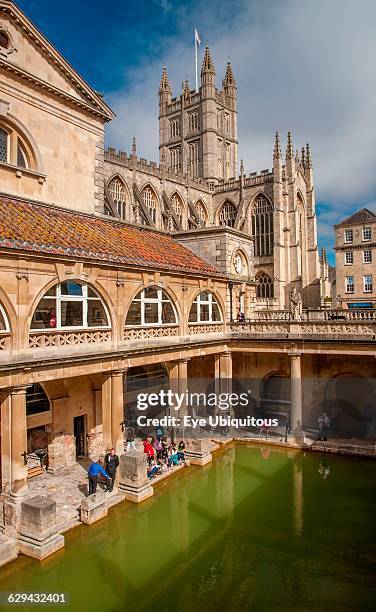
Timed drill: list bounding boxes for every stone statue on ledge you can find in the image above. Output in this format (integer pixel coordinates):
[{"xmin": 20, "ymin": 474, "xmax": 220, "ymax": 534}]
[{"xmin": 290, "ymin": 287, "xmax": 302, "ymax": 320}]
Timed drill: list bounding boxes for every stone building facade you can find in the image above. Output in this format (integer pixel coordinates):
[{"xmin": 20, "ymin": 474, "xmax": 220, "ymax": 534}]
[
  {"xmin": 0, "ymin": 0, "xmax": 374, "ymax": 549},
  {"xmin": 334, "ymin": 208, "xmax": 376, "ymax": 308}
]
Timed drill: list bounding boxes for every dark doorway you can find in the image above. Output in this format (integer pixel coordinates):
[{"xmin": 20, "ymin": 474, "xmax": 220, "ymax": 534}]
[{"xmin": 73, "ymin": 415, "xmax": 86, "ymax": 458}]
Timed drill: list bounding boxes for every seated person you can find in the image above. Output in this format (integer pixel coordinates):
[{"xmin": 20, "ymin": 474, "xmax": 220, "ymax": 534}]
[
  {"xmin": 177, "ymin": 440, "xmax": 186, "ymax": 462},
  {"xmin": 147, "ymin": 459, "xmax": 161, "ymax": 479}
]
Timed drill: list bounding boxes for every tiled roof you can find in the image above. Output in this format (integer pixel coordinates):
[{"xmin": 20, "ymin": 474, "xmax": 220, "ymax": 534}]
[
  {"xmin": 335, "ymin": 208, "xmax": 376, "ymax": 227},
  {"xmin": 0, "ymin": 196, "xmax": 221, "ymax": 276}
]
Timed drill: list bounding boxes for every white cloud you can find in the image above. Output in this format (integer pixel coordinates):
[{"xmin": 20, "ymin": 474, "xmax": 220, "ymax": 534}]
[{"xmin": 106, "ymin": 0, "xmax": 376, "ymax": 242}]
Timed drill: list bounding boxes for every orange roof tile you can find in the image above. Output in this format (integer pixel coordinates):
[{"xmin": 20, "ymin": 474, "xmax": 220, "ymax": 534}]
[{"xmin": 0, "ymin": 196, "xmax": 221, "ymax": 276}]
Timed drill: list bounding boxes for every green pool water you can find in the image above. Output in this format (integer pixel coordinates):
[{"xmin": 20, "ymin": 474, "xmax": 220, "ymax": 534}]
[{"xmin": 0, "ymin": 444, "xmax": 375, "ymax": 612}]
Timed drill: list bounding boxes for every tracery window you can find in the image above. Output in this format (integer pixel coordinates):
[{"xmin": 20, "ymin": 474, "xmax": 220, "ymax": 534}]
[
  {"xmin": 170, "ymin": 117, "xmax": 180, "ymax": 138},
  {"xmin": 188, "ymin": 141, "xmax": 199, "ymax": 177},
  {"xmin": 252, "ymin": 195, "xmax": 274, "ymax": 256},
  {"xmin": 125, "ymin": 287, "xmax": 177, "ymax": 326},
  {"xmin": 31, "ymin": 282, "xmax": 110, "ymax": 330},
  {"xmin": 169, "ymin": 147, "xmax": 181, "ymax": 173},
  {"xmin": 108, "ymin": 177, "xmax": 127, "ymax": 219},
  {"xmin": 189, "ymin": 291, "xmax": 222, "ymax": 323},
  {"xmin": 188, "ymin": 111, "xmax": 199, "ymax": 132},
  {"xmin": 256, "ymin": 272, "xmax": 274, "ymax": 298},
  {"xmin": 0, "ymin": 303, "xmax": 10, "ymax": 331},
  {"xmin": 170, "ymin": 193, "xmax": 184, "ymax": 225},
  {"xmin": 141, "ymin": 186, "xmax": 157, "ymax": 223},
  {"xmin": 195, "ymin": 200, "xmax": 207, "ymax": 227},
  {"xmin": 219, "ymin": 200, "xmax": 237, "ymax": 228}
]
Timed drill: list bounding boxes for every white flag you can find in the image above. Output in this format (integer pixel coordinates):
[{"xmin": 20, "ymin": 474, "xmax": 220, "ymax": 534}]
[{"xmin": 195, "ymin": 29, "xmax": 201, "ymax": 45}]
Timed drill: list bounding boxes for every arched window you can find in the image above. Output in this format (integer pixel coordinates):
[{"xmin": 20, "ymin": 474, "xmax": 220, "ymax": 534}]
[
  {"xmin": 31, "ymin": 282, "xmax": 110, "ymax": 330},
  {"xmin": 170, "ymin": 193, "xmax": 184, "ymax": 226},
  {"xmin": 26, "ymin": 384, "xmax": 50, "ymax": 416},
  {"xmin": 195, "ymin": 200, "xmax": 208, "ymax": 227},
  {"xmin": 0, "ymin": 31, "xmax": 10, "ymax": 50},
  {"xmin": 0, "ymin": 302, "xmax": 10, "ymax": 331},
  {"xmin": 0, "ymin": 119, "xmax": 36, "ymax": 170},
  {"xmin": 219, "ymin": 201, "xmax": 237, "ymax": 228},
  {"xmin": 252, "ymin": 195, "xmax": 274, "ymax": 256},
  {"xmin": 189, "ymin": 291, "xmax": 222, "ymax": 323},
  {"xmin": 125, "ymin": 287, "xmax": 177, "ymax": 327},
  {"xmin": 256, "ymin": 272, "xmax": 274, "ymax": 298},
  {"xmin": 108, "ymin": 177, "xmax": 127, "ymax": 220},
  {"xmin": 0, "ymin": 127, "xmax": 8, "ymax": 163},
  {"xmin": 142, "ymin": 186, "xmax": 157, "ymax": 224}
]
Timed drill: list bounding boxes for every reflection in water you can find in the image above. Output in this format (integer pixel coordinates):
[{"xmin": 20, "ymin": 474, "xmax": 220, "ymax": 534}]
[
  {"xmin": 0, "ymin": 446, "xmax": 374, "ymax": 611},
  {"xmin": 318, "ymin": 459, "xmax": 331, "ymax": 479}
]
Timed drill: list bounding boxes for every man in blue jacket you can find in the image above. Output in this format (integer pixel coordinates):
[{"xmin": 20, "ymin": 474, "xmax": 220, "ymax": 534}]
[{"xmin": 87, "ymin": 460, "xmax": 111, "ymax": 495}]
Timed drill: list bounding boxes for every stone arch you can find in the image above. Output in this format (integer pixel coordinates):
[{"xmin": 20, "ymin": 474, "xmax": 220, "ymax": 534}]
[
  {"xmin": 168, "ymin": 190, "xmax": 187, "ymax": 230},
  {"xmin": 0, "ymin": 112, "xmax": 44, "ymax": 173},
  {"xmin": 260, "ymin": 372, "xmax": 291, "ymax": 420},
  {"xmin": 324, "ymin": 372, "xmax": 375, "ymax": 437},
  {"xmin": 188, "ymin": 289, "xmax": 224, "ymax": 323},
  {"xmin": 193, "ymin": 198, "xmax": 209, "ymax": 227}
]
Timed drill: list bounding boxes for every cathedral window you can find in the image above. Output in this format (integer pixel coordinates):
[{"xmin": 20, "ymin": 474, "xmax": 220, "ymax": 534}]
[
  {"xmin": 195, "ymin": 200, "xmax": 207, "ymax": 227},
  {"xmin": 219, "ymin": 200, "xmax": 237, "ymax": 228},
  {"xmin": 188, "ymin": 141, "xmax": 199, "ymax": 177},
  {"xmin": 170, "ymin": 193, "xmax": 184, "ymax": 225},
  {"xmin": 125, "ymin": 287, "xmax": 177, "ymax": 326},
  {"xmin": 169, "ymin": 147, "xmax": 181, "ymax": 173},
  {"xmin": 224, "ymin": 113, "xmax": 230, "ymax": 135},
  {"xmin": 225, "ymin": 142, "xmax": 231, "ymax": 179},
  {"xmin": 170, "ymin": 117, "xmax": 180, "ymax": 139},
  {"xmin": 217, "ymin": 109, "xmax": 222, "ymax": 130},
  {"xmin": 108, "ymin": 177, "xmax": 127, "ymax": 220},
  {"xmin": 31, "ymin": 282, "xmax": 110, "ymax": 330},
  {"xmin": 142, "ymin": 186, "xmax": 157, "ymax": 223},
  {"xmin": 188, "ymin": 111, "xmax": 199, "ymax": 132},
  {"xmin": 217, "ymin": 138, "xmax": 223, "ymax": 178},
  {"xmin": 252, "ymin": 195, "xmax": 274, "ymax": 257},
  {"xmin": 189, "ymin": 291, "xmax": 222, "ymax": 323},
  {"xmin": 256, "ymin": 272, "xmax": 274, "ymax": 298}
]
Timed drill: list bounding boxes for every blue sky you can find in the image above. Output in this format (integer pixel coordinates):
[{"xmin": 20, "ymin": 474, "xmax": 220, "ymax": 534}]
[{"xmin": 17, "ymin": 0, "xmax": 376, "ymax": 265}]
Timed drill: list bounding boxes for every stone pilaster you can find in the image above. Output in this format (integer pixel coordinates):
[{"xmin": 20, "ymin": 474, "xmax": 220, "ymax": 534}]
[
  {"xmin": 289, "ymin": 351, "xmax": 305, "ymax": 444},
  {"xmin": 10, "ymin": 387, "xmax": 28, "ymax": 496}
]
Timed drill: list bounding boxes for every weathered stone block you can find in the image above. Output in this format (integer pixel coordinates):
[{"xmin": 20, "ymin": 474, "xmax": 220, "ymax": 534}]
[
  {"xmin": 0, "ymin": 534, "xmax": 18, "ymax": 567},
  {"xmin": 48, "ymin": 433, "xmax": 76, "ymax": 472},
  {"xmin": 118, "ymin": 450, "xmax": 153, "ymax": 503},
  {"xmin": 185, "ymin": 438, "xmax": 213, "ymax": 466},
  {"xmin": 80, "ymin": 492, "xmax": 108, "ymax": 525},
  {"xmin": 18, "ymin": 496, "xmax": 64, "ymax": 561}
]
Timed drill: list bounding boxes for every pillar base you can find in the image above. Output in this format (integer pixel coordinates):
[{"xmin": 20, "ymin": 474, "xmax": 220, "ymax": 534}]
[
  {"xmin": 18, "ymin": 532, "xmax": 64, "ymax": 561},
  {"xmin": 80, "ymin": 492, "xmax": 108, "ymax": 525},
  {"xmin": 289, "ymin": 430, "xmax": 305, "ymax": 446},
  {"xmin": 185, "ymin": 452, "xmax": 212, "ymax": 466},
  {"xmin": 185, "ymin": 438, "xmax": 213, "ymax": 466},
  {"xmin": 119, "ymin": 482, "xmax": 154, "ymax": 503},
  {"xmin": 0, "ymin": 534, "xmax": 18, "ymax": 567}
]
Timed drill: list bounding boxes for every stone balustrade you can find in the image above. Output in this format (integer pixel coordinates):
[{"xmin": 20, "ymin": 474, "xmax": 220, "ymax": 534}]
[
  {"xmin": 29, "ymin": 329, "xmax": 112, "ymax": 349},
  {"xmin": 124, "ymin": 325, "xmax": 179, "ymax": 341},
  {"xmin": 188, "ymin": 323, "xmax": 225, "ymax": 335},
  {"xmin": 230, "ymin": 319, "xmax": 376, "ymax": 339},
  {"xmin": 0, "ymin": 333, "xmax": 11, "ymax": 350}
]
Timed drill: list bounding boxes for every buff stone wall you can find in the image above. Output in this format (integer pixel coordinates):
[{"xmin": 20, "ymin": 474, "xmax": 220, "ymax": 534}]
[{"xmin": 0, "ymin": 14, "xmax": 106, "ymax": 214}]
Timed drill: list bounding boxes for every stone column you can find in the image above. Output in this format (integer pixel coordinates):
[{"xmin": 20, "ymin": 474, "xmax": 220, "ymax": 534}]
[
  {"xmin": 1, "ymin": 391, "xmax": 12, "ymax": 494},
  {"xmin": 178, "ymin": 359, "xmax": 189, "ymax": 418},
  {"xmin": 10, "ymin": 386, "xmax": 28, "ymax": 495},
  {"xmin": 289, "ymin": 352, "xmax": 304, "ymax": 443},
  {"xmin": 111, "ymin": 370, "xmax": 125, "ymax": 454},
  {"xmin": 219, "ymin": 350, "xmax": 232, "ymax": 394},
  {"xmin": 101, "ymin": 374, "xmax": 112, "ymax": 452}
]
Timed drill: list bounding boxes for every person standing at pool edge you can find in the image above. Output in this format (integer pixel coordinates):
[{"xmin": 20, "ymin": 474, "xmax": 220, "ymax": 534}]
[
  {"xmin": 104, "ymin": 448, "xmax": 120, "ymax": 492},
  {"xmin": 87, "ymin": 460, "xmax": 111, "ymax": 495}
]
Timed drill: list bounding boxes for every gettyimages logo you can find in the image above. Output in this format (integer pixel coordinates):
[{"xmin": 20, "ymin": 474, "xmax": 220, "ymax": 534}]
[{"xmin": 135, "ymin": 389, "xmax": 279, "ymax": 429}]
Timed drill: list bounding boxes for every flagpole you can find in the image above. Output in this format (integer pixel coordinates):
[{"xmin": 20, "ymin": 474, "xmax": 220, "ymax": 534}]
[{"xmin": 195, "ymin": 30, "xmax": 198, "ymax": 93}]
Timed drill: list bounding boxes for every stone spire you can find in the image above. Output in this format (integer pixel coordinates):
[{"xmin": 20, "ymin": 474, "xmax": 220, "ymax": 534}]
[
  {"xmin": 240, "ymin": 158, "xmax": 244, "ymax": 176},
  {"xmin": 201, "ymin": 45, "xmax": 215, "ymax": 74},
  {"xmin": 286, "ymin": 131, "xmax": 293, "ymax": 160},
  {"xmin": 321, "ymin": 247, "xmax": 327, "ymax": 264},
  {"xmin": 159, "ymin": 66, "xmax": 171, "ymax": 93},
  {"xmin": 132, "ymin": 136, "xmax": 137, "ymax": 157},
  {"xmin": 306, "ymin": 143, "xmax": 312, "ymax": 167},
  {"xmin": 273, "ymin": 131, "xmax": 281, "ymax": 159},
  {"xmin": 183, "ymin": 80, "xmax": 190, "ymax": 100},
  {"xmin": 295, "ymin": 149, "xmax": 300, "ymax": 164},
  {"xmin": 223, "ymin": 61, "xmax": 236, "ymax": 98},
  {"xmin": 301, "ymin": 146, "xmax": 306, "ymax": 168}
]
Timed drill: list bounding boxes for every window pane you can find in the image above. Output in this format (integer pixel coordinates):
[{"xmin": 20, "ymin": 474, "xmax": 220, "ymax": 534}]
[
  {"xmin": 200, "ymin": 304, "xmax": 210, "ymax": 321},
  {"xmin": 125, "ymin": 301, "xmax": 141, "ymax": 326},
  {"xmin": 61, "ymin": 301, "xmax": 83, "ymax": 327},
  {"xmin": 200, "ymin": 291, "xmax": 210, "ymax": 301},
  {"xmin": 144, "ymin": 302, "xmax": 159, "ymax": 324},
  {"xmin": 188, "ymin": 304, "xmax": 197, "ymax": 322},
  {"xmin": 212, "ymin": 303, "xmax": 221, "ymax": 321},
  {"xmin": 144, "ymin": 287, "xmax": 158, "ymax": 299},
  {"xmin": 45, "ymin": 286, "xmax": 57, "ymax": 297},
  {"xmin": 161, "ymin": 302, "xmax": 175, "ymax": 324},
  {"xmin": 87, "ymin": 300, "xmax": 108, "ymax": 327},
  {"xmin": 17, "ymin": 144, "xmax": 27, "ymax": 168},
  {"xmin": 31, "ymin": 298, "xmax": 56, "ymax": 329},
  {"xmin": 0, "ymin": 308, "xmax": 6, "ymax": 330},
  {"xmin": 60, "ymin": 282, "xmax": 83, "ymax": 296},
  {"xmin": 87, "ymin": 287, "xmax": 98, "ymax": 298}
]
